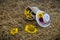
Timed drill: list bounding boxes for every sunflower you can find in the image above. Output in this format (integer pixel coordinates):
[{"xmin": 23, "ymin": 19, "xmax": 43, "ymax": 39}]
[
  {"xmin": 24, "ymin": 9, "xmax": 32, "ymax": 19},
  {"xmin": 25, "ymin": 24, "xmax": 37, "ymax": 34},
  {"xmin": 10, "ymin": 27, "xmax": 18, "ymax": 35}
]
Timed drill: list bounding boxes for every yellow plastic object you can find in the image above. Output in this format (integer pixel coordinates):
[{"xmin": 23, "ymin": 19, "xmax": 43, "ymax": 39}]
[
  {"xmin": 10, "ymin": 27, "xmax": 18, "ymax": 35},
  {"xmin": 24, "ymin": 9, "xmax": 32, "ymax": 18},
  {"xmin": 25, "ymin": 24, "xmax": 37, "ymax": 34},
  {"xmin": 38, "ymin": 12, "xmax": 44, "ymax": 18}
]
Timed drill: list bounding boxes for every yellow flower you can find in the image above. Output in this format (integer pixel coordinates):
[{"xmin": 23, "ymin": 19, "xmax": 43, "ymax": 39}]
[
  {"xmin": 38, "ymin": 12, "xmax": 44, "ymax": 18},
  {"xmin": 10, "ymin": 27, "xmax": 18, "ymax": 35},
  {"xmin": 25, "ymin": 24, "xmax": 37, "ymax": 34},
  {"xmin": 24, "ymin": 9, "xmax": 32, "ymax": 18}
]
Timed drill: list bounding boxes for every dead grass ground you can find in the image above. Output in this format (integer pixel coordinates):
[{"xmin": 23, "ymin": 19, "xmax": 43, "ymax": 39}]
[{"xmin": 0, "ymin": 0, "xmax": 60, "ymax": 40}]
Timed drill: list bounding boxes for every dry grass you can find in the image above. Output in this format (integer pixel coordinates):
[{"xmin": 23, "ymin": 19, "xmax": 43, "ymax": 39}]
[{"xmin": 0, "ymin": 0, "xmax": 60, "ymax": 40}]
